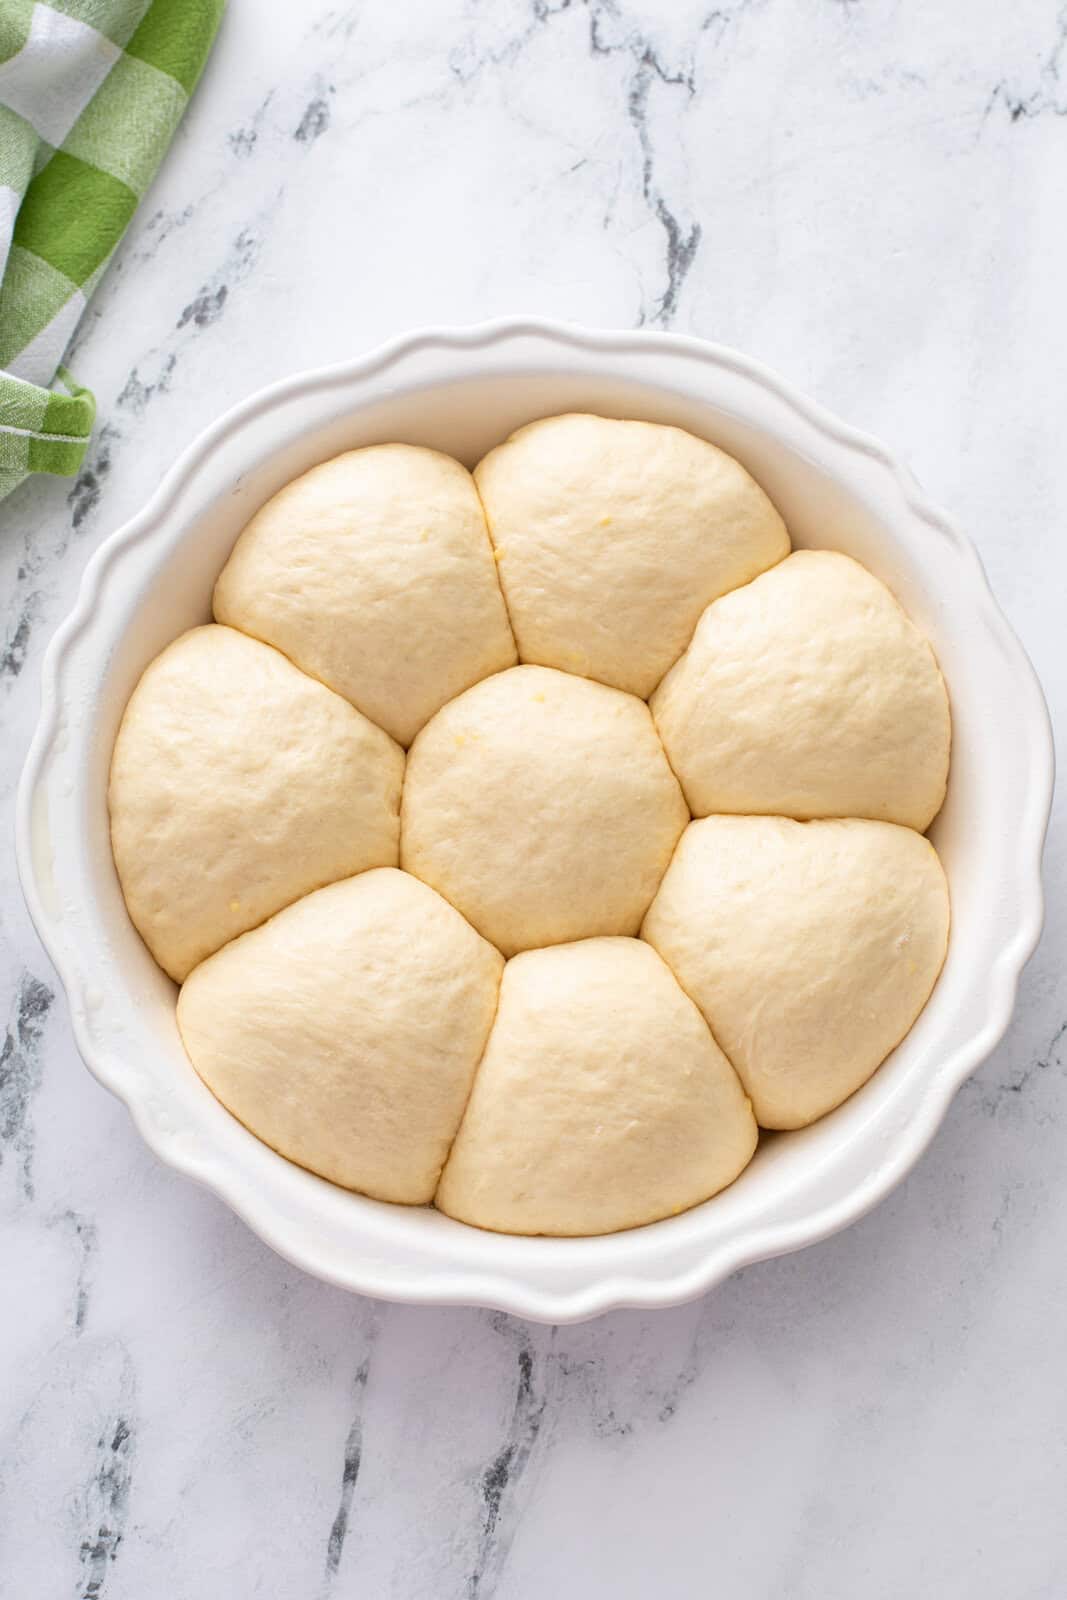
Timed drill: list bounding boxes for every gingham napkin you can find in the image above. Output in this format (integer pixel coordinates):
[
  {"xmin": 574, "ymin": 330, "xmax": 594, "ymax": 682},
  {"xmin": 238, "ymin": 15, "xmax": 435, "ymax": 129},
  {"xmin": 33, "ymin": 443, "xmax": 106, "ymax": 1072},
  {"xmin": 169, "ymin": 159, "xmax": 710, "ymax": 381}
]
[{"xmin": 0, "ymin": 0, "xmax": 224, "ymax": 503}]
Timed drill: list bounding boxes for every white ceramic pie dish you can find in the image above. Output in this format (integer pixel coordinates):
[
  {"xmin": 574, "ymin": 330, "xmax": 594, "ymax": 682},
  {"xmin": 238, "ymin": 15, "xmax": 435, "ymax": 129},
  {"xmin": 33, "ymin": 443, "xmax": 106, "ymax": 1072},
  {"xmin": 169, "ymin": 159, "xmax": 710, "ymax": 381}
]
[{"xmin": 16, "ymin": 320, "xmax": 1053, "ymax": 1323}]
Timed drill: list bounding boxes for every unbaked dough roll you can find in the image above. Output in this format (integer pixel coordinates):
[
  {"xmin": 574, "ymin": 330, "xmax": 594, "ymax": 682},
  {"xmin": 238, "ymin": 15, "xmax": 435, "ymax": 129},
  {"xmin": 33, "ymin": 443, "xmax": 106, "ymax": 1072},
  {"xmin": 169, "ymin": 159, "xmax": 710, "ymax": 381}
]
[
  {"xmin": 642, "ymin": 816, "xmax": 950, "ymax": 1129},
  {"xmin": 177, "ymin": 869, "xmax": 503, "ymax": 1202},
  {"xmin": 214, "ymin": 444, "xmax": 517, "ymax": 746},
  {"xmin": 436, "ymin": 937, "xmax": 757, "ymax": 1235},
  {"xmin": 401, "ymin": 664, "xmax": 688, "ymax": 956},
  {"xmin": 109, "ymin": 625, "xmax": 403, "ymax": 982},
  {"xmin": 473, "ymin": 413, "xmax": 789, "ymax": 697},
  {"xmin": 651, "ymin": 550, "xmax": 950, "ymax": 829}
]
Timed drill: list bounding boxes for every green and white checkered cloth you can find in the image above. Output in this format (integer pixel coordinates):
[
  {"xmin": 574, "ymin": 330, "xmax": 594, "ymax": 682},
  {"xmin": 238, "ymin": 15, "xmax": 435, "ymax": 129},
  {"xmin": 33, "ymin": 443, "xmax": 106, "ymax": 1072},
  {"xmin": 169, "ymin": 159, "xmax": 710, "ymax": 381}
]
[{"xmin": 0, "ymin": 0, "xmax": 224, "ymax": 502}]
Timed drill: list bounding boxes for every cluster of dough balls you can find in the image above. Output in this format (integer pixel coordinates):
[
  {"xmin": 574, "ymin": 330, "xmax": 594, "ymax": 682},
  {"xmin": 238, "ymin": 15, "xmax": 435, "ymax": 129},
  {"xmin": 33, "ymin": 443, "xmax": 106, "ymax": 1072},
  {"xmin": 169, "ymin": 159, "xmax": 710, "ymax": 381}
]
[{"xmin": 109, "ymin": 414, "xmax": 951, "ymax": 1237}]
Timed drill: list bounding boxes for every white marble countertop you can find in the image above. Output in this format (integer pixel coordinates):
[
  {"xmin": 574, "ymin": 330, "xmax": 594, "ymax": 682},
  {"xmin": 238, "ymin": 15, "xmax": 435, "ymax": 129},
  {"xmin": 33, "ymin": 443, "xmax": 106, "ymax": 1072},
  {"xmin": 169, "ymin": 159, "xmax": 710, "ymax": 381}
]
[{"xmin": 2, "ymin": 2, "xmax": 1065, "ymax": 1595}]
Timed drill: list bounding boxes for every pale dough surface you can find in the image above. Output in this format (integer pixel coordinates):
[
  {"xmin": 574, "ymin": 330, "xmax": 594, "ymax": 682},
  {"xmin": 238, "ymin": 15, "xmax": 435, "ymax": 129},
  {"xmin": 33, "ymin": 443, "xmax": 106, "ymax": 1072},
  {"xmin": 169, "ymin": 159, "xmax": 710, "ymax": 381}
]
[
  {"xmin": 652, "ymin": 550, "xmax": 951, "ymax": 829},
  {"xmin": 436, "ymin": 938, "xmax": 757, "ymax": 1236},
  {"xmin": 177, "ymin": 869, "xmax": 503, "ymax": 1202},
  {"xmin": 109, "ymin": 625, "xmax": 403, "ymax": 982},
  {"xmin": 473, "ymin": 413, "xmax": 790, "ymax": 697},
  {"xmin": 642, "ymin": 816, "xmax": 950, "ymax": 1129},
  {"xmin": 401, "ymin": 664, "xmax": 689, "ymax": 956},
  {"xmin": 213, "ymin": 444, "xmax": 516, "ymax": 746}
]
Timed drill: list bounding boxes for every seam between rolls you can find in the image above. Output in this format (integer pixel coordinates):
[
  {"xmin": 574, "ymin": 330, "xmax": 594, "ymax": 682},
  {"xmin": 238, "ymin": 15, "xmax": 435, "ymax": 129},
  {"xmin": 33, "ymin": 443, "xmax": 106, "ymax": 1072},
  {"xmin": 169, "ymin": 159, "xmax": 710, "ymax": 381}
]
[
  {"xmin": 430, "ymin": 950, "xmax": 507, "ymax": 1210},
  {"xmin": 641, "ymin": 542, "xmax": 795, "ymax": 706},
  {"xmin": 638, "ymin": 915, "xmax": 753, "ymax": 1115},
  {"xmin": 471, "ymin": 471, "xmax": 521, "ymax": 664},
  {"xmin": 209, "ymin": 611, "xmax": 412, "ymax": 749}
]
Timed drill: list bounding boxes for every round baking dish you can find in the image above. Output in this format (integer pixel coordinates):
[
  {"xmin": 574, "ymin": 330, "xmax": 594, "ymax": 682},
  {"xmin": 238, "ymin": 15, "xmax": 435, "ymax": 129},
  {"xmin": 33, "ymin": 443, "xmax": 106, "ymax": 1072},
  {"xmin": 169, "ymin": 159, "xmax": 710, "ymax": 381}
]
[{"xmin": 16, "ymin": 321, "xmax": 1053, "ymax": 1323}]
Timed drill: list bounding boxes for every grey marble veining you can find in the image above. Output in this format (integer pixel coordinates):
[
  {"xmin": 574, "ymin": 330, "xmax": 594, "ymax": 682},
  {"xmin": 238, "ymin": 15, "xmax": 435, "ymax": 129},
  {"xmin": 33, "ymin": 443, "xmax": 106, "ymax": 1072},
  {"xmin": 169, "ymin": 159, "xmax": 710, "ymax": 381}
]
[{"xmin": 1, "ymin": 2, "xmax": 1065, "ymax": 1596}]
